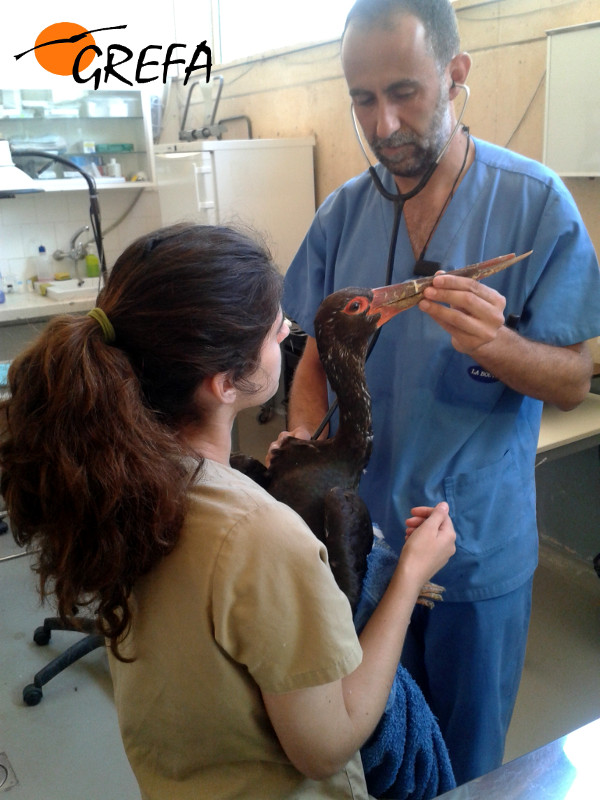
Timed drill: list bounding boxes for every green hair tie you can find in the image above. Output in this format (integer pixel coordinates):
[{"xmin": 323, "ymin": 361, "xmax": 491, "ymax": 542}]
[{"xmin": 87, "ymin": 307, "xmax": 116, "ymax": 344}]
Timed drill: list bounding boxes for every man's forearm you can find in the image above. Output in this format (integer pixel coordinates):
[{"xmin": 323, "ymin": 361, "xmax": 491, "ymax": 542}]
[
  {"xmin": 287, "ymin": 336, "xmax": 330, "ymax": 438},
  {"xmin": 420, "ymin": 276, "xmax": 593, "ymax": 411},
  {"xmin": 474, "ymin": 329, "xmax": 592, "ymax": 411}
]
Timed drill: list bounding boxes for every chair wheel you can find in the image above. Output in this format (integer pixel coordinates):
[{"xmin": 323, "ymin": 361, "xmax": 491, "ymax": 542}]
[
  {"xmin": 23, "ymin": 684, "xmax": 43, "ymax": 706},
  {"xmin": 33, "ymin": 626, "xmax": 51, "ymax": 646}
]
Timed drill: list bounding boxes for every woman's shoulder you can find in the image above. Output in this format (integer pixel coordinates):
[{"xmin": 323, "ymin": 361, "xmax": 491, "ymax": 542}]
[{"xmin": 187, "ymin": 458, "xmax": 318, "ymax": 549}]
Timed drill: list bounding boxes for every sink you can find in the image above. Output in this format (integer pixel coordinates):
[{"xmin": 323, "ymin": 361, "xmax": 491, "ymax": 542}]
[{"xmin": 45, "ymin": 279, "xmax": 99, "ymax": 301}]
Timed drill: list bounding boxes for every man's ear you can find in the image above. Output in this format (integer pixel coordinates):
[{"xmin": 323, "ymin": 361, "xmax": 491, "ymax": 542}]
[{"xmin": 448, "ymin": 52, "xmax": 472, "ymax": 97}]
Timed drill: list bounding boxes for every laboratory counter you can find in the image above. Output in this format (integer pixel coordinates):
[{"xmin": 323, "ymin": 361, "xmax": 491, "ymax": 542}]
[
  {"xmin": 0, "ymin": 284, "xmax": 98, "ymax": 324},
  {"xmin": 536, "ymin": 392, "xmax": 600, "ymax": 461},
  {"xmin": 434, "ymin": 717, "xmax": 600, "ymax": 799}
]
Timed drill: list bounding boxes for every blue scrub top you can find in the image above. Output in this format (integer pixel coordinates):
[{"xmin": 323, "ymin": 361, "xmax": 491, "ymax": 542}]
[{"xmin": 283, "ymin": 137, "xmax": 600, "ymax": 602}]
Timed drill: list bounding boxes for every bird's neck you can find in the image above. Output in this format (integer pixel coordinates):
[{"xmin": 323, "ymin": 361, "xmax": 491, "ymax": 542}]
[{"xmin": 322, "ymin": 346, "xmax": 373, "ymax": 460}]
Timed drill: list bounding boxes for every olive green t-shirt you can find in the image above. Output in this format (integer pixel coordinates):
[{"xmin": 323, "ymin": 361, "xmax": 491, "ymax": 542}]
[{"xmin": 109, "ymin": 459, "xmax": 367, "ymax": 799}]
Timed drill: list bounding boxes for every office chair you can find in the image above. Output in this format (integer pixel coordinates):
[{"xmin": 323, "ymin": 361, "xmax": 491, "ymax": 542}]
[
  {"xmin": 3, "ymin": 520, "xmax": 105, "ymax": 706},
  {"xmin": 23, "ymin": 614, "xmax": 105, "ymax": 706}
]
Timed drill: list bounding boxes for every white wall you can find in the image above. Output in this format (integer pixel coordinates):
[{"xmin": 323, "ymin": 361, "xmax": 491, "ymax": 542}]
[{"xmin": 0, "ymin": 188, "xmax": 161, "ymax": 288}]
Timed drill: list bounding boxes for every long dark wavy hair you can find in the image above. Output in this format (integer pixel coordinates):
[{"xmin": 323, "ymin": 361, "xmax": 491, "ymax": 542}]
[{"xmin": 0, "ymin": 223, "xmax": 283, "ymax": 659}]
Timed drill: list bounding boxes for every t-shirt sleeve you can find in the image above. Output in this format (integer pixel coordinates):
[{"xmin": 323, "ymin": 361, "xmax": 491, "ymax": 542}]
[
  {"xmin": 211, "ymin": 500, "xmax": 363, "ymax": 694},
  {"xmin": 516, "ymin": 183, "xmax": 600, "ymax": 346},
  {"xmin": 283, "ymin": 208, "xmax": 328, "ymax": 337}
]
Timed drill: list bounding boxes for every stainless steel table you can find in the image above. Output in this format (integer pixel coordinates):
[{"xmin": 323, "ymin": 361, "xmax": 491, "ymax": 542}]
[{"xmin": 434, "ymin": 717, "xmax": 600, "ymax": 799}]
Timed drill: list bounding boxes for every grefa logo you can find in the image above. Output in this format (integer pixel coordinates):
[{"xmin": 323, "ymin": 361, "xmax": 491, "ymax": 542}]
[{"xmin": 14, "ymin": 22, "xmax": 212, "ymax": 87}]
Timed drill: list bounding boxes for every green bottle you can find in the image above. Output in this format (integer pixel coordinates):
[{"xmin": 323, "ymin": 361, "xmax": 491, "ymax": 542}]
[{"xmin": 85, "ymin": 253, "xmax": 100, "ymax": 277}]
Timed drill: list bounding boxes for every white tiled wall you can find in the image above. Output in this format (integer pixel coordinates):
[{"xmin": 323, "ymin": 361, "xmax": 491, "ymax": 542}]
[{"xmin": 0, "ymin": 187, "xmax": 162, "ymax": 288}]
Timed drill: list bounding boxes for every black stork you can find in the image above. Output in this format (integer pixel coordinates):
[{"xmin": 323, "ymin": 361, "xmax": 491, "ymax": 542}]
[{"xmin": 232, "ymin": 252, "xmax": 531, "ymax": 610}]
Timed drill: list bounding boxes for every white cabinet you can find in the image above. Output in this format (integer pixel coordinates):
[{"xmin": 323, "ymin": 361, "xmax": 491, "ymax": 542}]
[
  {"xmin": 154, "ymin": 138, "xmax": 315, "ymax": 272},
  {"xmin": 543, "ymin": 22, "xmax": 600, "ymax": 176},
  {"xmin": 1, "ymin": 88, "xmax": 155, "ymax": 190}
]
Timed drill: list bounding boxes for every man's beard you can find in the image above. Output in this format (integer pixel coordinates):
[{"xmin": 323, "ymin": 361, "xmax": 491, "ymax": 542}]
[{"xmin": 371, "ymin": 85, "xmax": 451, "ymax": 177}]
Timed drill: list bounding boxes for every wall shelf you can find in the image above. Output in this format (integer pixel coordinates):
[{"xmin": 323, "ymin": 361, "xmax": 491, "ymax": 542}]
[
  {"xmin": 0, "ymin": 88, "xmax": 155, "ymax": 188},
  {"xmin": 35, "ymin": 178, "xmax": 154, "ymax": 193}
]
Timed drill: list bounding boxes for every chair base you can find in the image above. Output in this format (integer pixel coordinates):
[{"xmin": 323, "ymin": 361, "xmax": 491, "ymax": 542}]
[{"xmin": 23, "ymin": 616, "xmax": 104, "ymax": 706}]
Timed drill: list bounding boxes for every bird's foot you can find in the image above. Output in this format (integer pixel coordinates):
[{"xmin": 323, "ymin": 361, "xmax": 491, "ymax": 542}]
[{"xmin": 416, "ymin": 582, "xmax": 445, "ymax": 609}]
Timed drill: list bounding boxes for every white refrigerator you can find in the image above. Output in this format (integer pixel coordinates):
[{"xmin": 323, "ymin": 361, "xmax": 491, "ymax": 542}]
[{"xmin": 153, "ymin": 138, "xmax": 315, "ymax": 273}]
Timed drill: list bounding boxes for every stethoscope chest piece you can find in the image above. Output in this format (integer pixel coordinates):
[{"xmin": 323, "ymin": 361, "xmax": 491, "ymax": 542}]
[{"xmin": 413, "ymin": 259, "xmax": 442, "ymax": 276}]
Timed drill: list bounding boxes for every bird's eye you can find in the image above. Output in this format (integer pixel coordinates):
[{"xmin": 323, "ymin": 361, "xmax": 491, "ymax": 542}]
[{"xmin": 343, "ymin": 297, "xmax": 369, "ymax": 315}]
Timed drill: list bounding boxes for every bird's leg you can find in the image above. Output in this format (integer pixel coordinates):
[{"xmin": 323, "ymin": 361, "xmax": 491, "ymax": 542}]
[{"xmin": 416, "ymin": 581, "xmax": 445, "ymax": 609}]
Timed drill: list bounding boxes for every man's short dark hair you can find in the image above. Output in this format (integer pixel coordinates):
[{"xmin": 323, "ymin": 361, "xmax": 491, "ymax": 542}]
[{"xmin": 343, "ymin": 0, "xmax": 460, "ymax": 70}]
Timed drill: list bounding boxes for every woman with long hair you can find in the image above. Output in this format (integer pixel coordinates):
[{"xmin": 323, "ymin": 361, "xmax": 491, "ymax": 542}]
[{"xmin": 1, "ymin": 223, "xmax": 455, "ymax": 799}]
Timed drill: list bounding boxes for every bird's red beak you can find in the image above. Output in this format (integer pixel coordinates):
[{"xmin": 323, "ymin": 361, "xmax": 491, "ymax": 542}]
[{"xmin": 369, "ymin": 251, "xmax": 531, "ymax": 328}]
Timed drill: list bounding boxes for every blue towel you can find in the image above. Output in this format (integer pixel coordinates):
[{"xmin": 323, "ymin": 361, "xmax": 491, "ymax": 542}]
[{"xmin": 354, "ymin": 534, "xmax": 456, "ymax": 799}]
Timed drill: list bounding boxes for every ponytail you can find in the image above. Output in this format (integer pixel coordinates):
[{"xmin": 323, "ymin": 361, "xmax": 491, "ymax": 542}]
[{"xmin": 1, "ymin": 313, "xmax": 191, "ymax": 659}]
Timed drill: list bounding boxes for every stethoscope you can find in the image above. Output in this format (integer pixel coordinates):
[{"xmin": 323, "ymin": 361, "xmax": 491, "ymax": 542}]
[
  {"xmin": 350, "ymin": 82, "xmax": 470, "ymax": 207},
  {"xmin": 312, "ymin": 83, "xmax": 470, "ymax": 440}
]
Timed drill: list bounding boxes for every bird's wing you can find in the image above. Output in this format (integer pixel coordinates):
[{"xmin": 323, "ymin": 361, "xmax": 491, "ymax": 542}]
[
  {"xmin": 323, "ymin": 487, "xmax": 374, "ymax": 611},
  {"xmin": 229, "ymin": 453, "xmax": 271, "ymax": 489}
]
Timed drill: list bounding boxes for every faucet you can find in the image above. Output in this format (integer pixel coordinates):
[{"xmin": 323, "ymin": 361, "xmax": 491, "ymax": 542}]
[
  {"xmin": 69, "ymin": 225, "xmax": 90, "ymax": 260},
  {"xmin": 179, "ymin": 75, "xmax": 227, "ymax": 140},
  {"xmin": 53, "ymin": 225, "xmax": 90, "ymax": 284}
]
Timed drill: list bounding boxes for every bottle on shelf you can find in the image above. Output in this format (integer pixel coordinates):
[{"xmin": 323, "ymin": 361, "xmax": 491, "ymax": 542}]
[
  {"xmin": 85, "ymin": 249, "xmax": 100, "ymax": 277},
  {"xmin": 35, "ymin": 245, "xmax": 54, "ymax": 292},
  {"xmin": 106, "ymin": 158, "xmax": 122, "ymax": 178},
  {"xmin": 2, "ymin": 271, "xmax": 16, "ymax": 293}
]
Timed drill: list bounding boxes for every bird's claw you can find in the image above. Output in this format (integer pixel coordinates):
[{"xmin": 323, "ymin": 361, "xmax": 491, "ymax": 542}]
[{"xmin": 416, "ymin": 581, "xmax": 445, "ymax": 609}]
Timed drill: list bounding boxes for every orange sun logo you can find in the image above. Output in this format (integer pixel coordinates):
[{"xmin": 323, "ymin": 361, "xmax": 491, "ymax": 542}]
[{"xmin": 34, "ymin": 22, "xmax": 97, "ymax": 76}]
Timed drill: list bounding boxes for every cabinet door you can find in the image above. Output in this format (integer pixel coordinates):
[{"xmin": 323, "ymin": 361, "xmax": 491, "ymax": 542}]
[
  {"xmin": 212, "ymin": 144, "xmax": 315, "ymax": 272},
  {"xmin": 155, "ymin": 151, "xmax": 217, "ymax": 225}
]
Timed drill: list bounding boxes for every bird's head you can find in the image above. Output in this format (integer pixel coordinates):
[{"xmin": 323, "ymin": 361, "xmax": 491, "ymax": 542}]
[
  {"xmin": 314, "ymin": 283, "xmax": 413, "ymax": 348},
  {"xmin": 314, "ymin": 251, "xmax": 532, "ymax": 345}
]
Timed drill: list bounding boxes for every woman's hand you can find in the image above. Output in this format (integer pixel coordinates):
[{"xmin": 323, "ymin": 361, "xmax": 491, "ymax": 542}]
[
  {"xmin": 405, "ymin": 505, "xmax": 438, "ymax": 537},
  {"xmin": 400, "ymin": 502, "xmax": 456, "ymax": 588}
]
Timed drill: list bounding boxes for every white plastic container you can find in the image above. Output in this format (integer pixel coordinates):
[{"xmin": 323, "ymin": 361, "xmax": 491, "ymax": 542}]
[
  {"xmin": 2, "ymin": 271, "xmax": 16, "ymax": 293},
  {"xmin": 106, "ymin": 158, "xmax": 122, "ymax": 178},
  {"xmin": 36, "ymin": 245, "xmax": 53, "ymax": 283}
]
